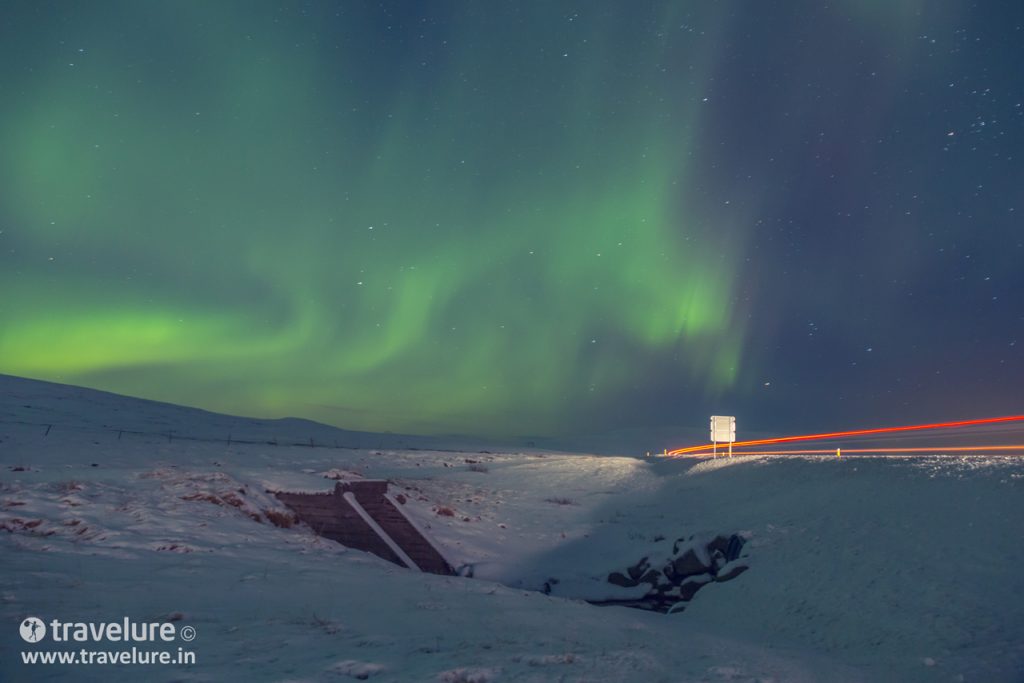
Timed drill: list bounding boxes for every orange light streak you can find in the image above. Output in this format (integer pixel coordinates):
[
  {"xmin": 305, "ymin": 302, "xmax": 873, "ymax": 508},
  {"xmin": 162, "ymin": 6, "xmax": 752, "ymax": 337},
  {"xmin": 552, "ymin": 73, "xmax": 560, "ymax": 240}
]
[
  {"xmin": 680, "ymin": 444, "xmax": 1024, "ymax": 457},
  {"xmin": 665, "ymin": 415, "xmax": 1024, "ymax": 456}
]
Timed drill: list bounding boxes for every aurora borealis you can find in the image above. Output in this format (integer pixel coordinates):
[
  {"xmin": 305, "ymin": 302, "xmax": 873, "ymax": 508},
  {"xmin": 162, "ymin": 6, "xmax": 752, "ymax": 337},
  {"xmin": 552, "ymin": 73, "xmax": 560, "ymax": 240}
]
[{"xmin": 1, "ymin": 2, "xmax": 1022, "ymax": 438}]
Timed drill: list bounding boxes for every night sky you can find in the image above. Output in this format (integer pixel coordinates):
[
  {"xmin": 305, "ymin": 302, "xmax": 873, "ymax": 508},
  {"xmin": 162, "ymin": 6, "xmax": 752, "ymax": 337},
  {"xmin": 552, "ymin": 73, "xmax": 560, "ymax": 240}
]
[{"xmin": 1, "ymin": 2, "xmax": 1021, "ymax": 440}]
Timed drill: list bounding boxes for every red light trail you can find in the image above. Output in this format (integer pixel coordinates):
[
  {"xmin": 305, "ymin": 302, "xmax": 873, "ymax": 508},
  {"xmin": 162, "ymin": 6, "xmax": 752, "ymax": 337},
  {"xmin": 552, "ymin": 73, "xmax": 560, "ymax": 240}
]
[
  {"xmin": 700, "ymin": 445, "xmax": 1024, "ymax": 457},
  {"xmin": 665, "ymin": 415, "xmax": 1024, "ymax": 457}
]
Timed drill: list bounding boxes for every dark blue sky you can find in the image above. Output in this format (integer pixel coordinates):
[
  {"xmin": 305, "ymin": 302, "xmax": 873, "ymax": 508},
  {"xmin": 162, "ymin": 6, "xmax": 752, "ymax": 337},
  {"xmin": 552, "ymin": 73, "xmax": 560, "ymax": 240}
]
[{"xmin": 0, "ymin": 1, "xmax": 1021, "ymax": 438}]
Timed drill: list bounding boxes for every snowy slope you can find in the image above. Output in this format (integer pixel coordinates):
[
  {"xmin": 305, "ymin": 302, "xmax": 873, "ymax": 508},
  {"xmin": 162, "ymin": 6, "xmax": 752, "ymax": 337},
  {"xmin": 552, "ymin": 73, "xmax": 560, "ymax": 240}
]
[
  {"xmin": 1, "ymin": 375, "xmax": 1022, "ymax": 682},
  {"xmin": 0, "ymin": 373, "xmax": 527, "ymax": 454}
]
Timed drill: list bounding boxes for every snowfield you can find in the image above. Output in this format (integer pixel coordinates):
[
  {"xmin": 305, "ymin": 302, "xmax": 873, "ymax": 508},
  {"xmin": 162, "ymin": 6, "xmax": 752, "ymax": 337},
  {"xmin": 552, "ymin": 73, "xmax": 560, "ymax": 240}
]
[{"xmin": 1, "ymin": 374, "xmax": 1022, "ymax": 682}]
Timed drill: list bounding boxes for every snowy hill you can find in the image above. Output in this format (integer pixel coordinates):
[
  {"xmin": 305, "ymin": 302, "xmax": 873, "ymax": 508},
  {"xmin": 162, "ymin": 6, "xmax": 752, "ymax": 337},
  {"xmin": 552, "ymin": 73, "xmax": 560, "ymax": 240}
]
[
  {"xmin": 0, "ymin": 373, "xmax": 525, "ymax": 453},
  {"xmin": 1, "ymin": 375, "xmax": 1022, "ymax": 682}
]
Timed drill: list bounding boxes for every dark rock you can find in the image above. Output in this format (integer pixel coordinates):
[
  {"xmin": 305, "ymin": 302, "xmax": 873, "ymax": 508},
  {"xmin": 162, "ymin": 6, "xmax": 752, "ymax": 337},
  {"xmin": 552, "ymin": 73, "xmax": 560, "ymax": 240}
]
[
  {"xmin": 716, "ymin": 563, "xmax": 749, "ymax": 582},
  {"xmin": 639, "ymin": 569, "xmax": 662, "ymax": 586},
  {"xmin": 679, "ymin": 574, "xmax": 714, "ymax": 600},
  {"xmin": 725, "ymin": 534, "xmax": 745, "ymax": 562},
  {"xmin": 672, "ymin": 548, "xmax": 712, "ymax": 579},
  {"xmin": 710, "ymin": 549, "xmax": 727, "ymax": 573},
  {"xmin": 627, "ymin": 556, "xmax": 650, "ymax": 581},
  {"xmin": 607, "ymin": 571, "xmax": 638, "ymax": 588},
  {"xmin": 707, "ymin": 535, "xmax": 731, "ymax": 556}
]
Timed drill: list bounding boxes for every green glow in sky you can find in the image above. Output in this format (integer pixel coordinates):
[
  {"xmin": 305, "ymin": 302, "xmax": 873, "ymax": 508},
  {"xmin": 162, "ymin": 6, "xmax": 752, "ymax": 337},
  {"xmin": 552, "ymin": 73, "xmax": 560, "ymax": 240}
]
[{"xmin": 1, "ymin": 3, "xmax": 752, "ymax": 436}]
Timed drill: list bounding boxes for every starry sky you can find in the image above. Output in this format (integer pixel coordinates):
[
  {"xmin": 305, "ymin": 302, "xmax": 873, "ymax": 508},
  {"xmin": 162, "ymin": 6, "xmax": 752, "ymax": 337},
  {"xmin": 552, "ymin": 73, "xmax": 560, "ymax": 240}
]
[{"xmin": 1, "ymin": 1, "xmax": 1021, "ymax": 440}]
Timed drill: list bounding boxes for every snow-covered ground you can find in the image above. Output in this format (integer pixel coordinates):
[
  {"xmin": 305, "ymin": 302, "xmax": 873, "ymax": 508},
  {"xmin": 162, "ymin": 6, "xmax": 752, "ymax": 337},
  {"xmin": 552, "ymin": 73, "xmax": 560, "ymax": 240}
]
[{"xmin": 1, "ymin": 375, "xmax": 1022, "ymax": 682}]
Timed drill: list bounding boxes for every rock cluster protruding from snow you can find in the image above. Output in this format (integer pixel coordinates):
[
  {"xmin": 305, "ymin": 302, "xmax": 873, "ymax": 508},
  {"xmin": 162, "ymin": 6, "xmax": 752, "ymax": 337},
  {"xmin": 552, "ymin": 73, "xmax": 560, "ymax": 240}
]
[{"xmin": 604, "ymin": 533, "xmax": 748, "ymax": 612}]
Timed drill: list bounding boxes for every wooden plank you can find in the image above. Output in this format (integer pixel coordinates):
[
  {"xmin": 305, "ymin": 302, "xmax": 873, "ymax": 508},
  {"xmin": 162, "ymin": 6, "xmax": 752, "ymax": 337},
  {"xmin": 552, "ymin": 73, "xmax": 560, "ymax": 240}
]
[{"xmin": 274, "ymin": 481, "xmax": 454, "ymax": 575}]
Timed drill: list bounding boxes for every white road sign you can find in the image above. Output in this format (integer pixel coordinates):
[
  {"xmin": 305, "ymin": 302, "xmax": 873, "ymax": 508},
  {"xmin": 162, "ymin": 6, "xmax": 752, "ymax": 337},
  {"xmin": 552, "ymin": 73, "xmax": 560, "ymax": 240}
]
[{"xmin": 710, "ymin": 415, "xmax": 736, "ymax": 443}]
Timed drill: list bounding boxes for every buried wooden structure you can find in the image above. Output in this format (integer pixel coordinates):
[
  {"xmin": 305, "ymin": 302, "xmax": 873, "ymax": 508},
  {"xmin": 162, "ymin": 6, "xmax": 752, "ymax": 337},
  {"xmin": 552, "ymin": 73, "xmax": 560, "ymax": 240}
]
[{"xmin": 275, "ymin": 480, "xmax": 454, "ymax": 575}]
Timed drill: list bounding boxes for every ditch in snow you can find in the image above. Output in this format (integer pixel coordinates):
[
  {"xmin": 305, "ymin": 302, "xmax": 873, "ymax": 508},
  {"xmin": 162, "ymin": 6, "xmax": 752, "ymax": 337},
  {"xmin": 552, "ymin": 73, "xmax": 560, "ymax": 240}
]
[{"xmin": 274, "ymin": 479, "xmax": 749, "ymax": 614}]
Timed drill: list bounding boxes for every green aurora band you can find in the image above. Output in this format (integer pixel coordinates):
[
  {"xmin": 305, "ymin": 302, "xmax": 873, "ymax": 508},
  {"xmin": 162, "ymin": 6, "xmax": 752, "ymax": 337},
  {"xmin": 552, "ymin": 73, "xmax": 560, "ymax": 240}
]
[{"xmin": 6, "ymin": 2, "xmax": 919, "ymax": 436}]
